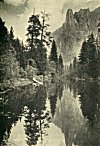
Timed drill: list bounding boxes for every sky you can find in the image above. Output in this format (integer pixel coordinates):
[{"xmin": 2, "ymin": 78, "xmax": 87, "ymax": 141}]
[{"xmin": 0, "ymin": 0, "xmax": 100, "ymax": 42}]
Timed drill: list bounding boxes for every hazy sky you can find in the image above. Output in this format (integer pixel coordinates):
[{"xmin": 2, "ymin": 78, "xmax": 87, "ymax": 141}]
[{"xmin": 0, "ymin": 0, "xmax": 100, "ymax": 42}]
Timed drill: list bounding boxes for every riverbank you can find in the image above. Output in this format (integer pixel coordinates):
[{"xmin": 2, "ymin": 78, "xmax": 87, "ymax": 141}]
[
  {"xmin": 0, "ymin": 73, "xmax": 65, "ymax": 94},
  {"xmin": 0, "ymin": 76, "xmax": 45, "ymax": 94},
  {"xmin": 0, "ymin": 78, "xmax": 33, "ymax": 94}
]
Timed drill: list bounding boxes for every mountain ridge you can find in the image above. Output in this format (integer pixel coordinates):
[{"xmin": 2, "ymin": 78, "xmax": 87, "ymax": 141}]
[{"xmin": 53, "ymin": 7, "xmax": 100, "ymax": 63}]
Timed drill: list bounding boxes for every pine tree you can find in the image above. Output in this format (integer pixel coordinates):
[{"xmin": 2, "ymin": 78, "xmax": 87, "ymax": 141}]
[
  {"xmin": 58, "ymin": 54, "xmax": 64, "ymax": 74},
  {"xmin": 20, "ymin": 42, "xmax": 27, "ymax": 70},
  {"xmin": 0, "ymin": 18, "xmax": 19, "ymax": 89},
  {"xmin": 59, "ymin": 54, "xmax": 63, "ymax": 68},
  {"xmin": 79, "ymin": 41, "xmax": 88, "ymax": 65},
  {"xmin": 78, "ymin": 33, "xmax": 98, "ymax": 78},
  {"xmin": 49, "ymin": 40, "xmax": 58, "ymax": 67},
  {"xmin": 69, "ymin": 63, "xmax": 73, "ymax": 71},
  {"xmin": 0, "ymin": 18, "xmax": 9, "ymax": 84},
  {"xmin": 9, "ymin": 28, "xmax": 26, "ymax": 69},
  {"xmin": 26, "ymin": 14, "xmax": 41, "ymax": 52},
  {"xmin": 0, "ymin": 18, "xmax": 8, "ymax": 55},
  {"xmin": 73, "ymin": 57, "xmax": 77, "ymax": 70},
  {"xmin": 13, "ymin": 37, "xmax": 25, "ymax": 69},
  {"xmin": 37, "ymin": 11, "xmax": 51, "ymax": 75},
  {"xmin": 9, "ymin": 26, "xmax": 14, "ymax": 44},
  {"xmin": 26, "ymin": 12, "xmax": 51, "ymax": 75}
]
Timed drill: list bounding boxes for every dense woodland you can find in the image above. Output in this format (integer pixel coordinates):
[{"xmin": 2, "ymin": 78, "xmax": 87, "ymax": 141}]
[
  {"xmin": 67, "ymin": 32, "xmax": 100, "ymax": 80},
  {"xmin": 0, "ymin": 6, "xmax": 100, "ymax": 146},
  {"xmin": 1, "ymin": 10, "xmax": 100, "ymax": 91},
  {"xmin": 0, "ymin": 12, "xmax": 64, "ymax": 90}
]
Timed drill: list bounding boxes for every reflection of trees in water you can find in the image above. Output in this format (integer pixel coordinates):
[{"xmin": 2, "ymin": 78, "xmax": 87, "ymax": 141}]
[
  {"xmin": 0, "ymin": 84, "xmax": 36, "ymax": 145},
  {"xmin": 0, "ymin": 81, "xmax": 64, "ymax": 145},
  {"xmin": 0, "ymin": 91, "xmax": 22, "ymax": 145},
  {"xmin": 78, "ymin": 82, "xmax": 97, "ymax": 123},
  {"xmin": 24, "ymin": 85, "xmax": 51, "ymax": 145},
  {"xmin": 62, "ymin": 81, "xmax": 100, "ymax": 146},
  {"xmin": 48, "ymin": 84, "xmax": 58, "ymax": 117},
  {"xmin": 24, "ymin": 110, "xmax": 40, "ymax": 146},
  {"xmin": 48, "ymin": 80, "xmax": 64, "ymax": 117},
  {"xmin": 0, "ymin": 84, "xmax": 52, "ymax": 146},
  {"xmin": 58, "ymin": 80, "xmax": 64, "ymax": 101},
  {"xmin": 54, "ymin": 80, "xmax": 100, "ymax": 146},
  {"xmin": 73, "ymin": 81, "xmax": 100, "ymax": 146}
]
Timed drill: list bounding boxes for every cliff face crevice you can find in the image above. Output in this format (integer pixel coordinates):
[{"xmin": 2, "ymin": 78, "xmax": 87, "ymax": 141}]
[{"xmin": 53, "ymin": 7, "xmax": 100, "ymax": 62}]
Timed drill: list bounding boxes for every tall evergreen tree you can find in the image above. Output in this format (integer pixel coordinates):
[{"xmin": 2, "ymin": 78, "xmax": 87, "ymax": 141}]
[
  {"xmin": 13, "ymin": 37, "xmax": 26, "ymax": 69},
  {"xmin": 26, "ymin": 12, "xmax": 51, "ymax": 75},
  {"xmin": 20, "ymin": 42, "xmax": 27, "ymax": 70},
  {"xmin": 0, "ymin": 18, "xmax": 8, "ymax": 55},
  {"xmin": 26, "ymin": 14, "xmax": 41, "ymax": 54},
  {"xmin": 79, "ymin": 41, "xmax": 88, "ymax": 65},
  {"xmin": 49, "ymin": 40, "xmax": 58, "ymax": 66},
  {"xmin": 0, "ymin": 18, "xmax": 19, "ymax": 89},
  {"xmin": 37, "ymin": 11, "xmax": 51, "ymax": 75},
  {"xmin": 69, "ymin": 63, "xmax": 73, "ymax": 71},
  {"xmin": 0, "ymin": 18, "xmax": 9, "ymax": 84},
  {"xmin": 59, "ymin": 54, "xmax": 63, "ymax": 68},
  {"xmin": 9, "ymin": 28, "xmax": 27, "ymax": 70},
  {"xmin": 58, "ymin": 54, "xmax": 64, "ymax": 74},
  {"xmin": 78, "ymin": 33, "xmax": 98, "ymax": 78},
  {"xmin": 9, "ymin": 26, "xmax": 14, "ymax": 44},
  {"xmin": 73, "ymin": 57, "xmax": 77, "ymax": 70}
]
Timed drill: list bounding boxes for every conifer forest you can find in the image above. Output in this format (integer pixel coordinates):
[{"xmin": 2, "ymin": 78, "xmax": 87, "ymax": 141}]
[{"xmin": 0, "ymin": 1, "xmax": 100, "ymax": 146}]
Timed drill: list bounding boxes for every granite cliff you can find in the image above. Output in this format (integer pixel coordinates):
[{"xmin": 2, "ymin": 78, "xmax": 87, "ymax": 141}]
[{"xmin": 53, "ymin": 7, "xmax": 100, "ymax": 62}]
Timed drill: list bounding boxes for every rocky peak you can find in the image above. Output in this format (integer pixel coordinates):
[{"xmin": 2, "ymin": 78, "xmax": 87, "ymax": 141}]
[
  {"xmin": 65, "ymin": 9, "xmax": 77, "ymax": 31},
  {"xmin": 74, "ymin": 8, "xmax": 90, "ymax": 19},
  {"xmin": 74, "ymin": 8, "xmax": 91, "ymax": 31},
  {"xmin": 66, "ymin": 9, "xmax": 74, "ymax": 21},
  {"xmin": 90, "ymin": 7, "xmax": 100, "ymax": 16},
  {"xmin": 89, "ymin": 7, "xmax": 100, "ymax": 32},
  {"xmin": 53, "ymin": 7, "xmax": 100, "ymax": 62}
]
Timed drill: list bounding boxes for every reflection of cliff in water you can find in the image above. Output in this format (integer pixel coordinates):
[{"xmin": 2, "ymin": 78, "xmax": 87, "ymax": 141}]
[
  {"xmin": 0, "ymin": 81, "xmax": 64, "ymax": 146},
  {"xmin": 53, "ymin": 81, "xmax": 100, "ymax": 146},
  {"xmin": 1, "ymin": 80, "xmax": 100, "ymax": 146},
  {"xmin": 53, "ymin": 85, "xmax": 85, "ymax": 146}
]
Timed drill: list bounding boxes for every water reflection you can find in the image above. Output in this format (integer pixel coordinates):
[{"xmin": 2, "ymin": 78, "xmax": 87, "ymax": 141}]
[
  {"xmin": 48, "ymin": 80, "xmax": 64, "ymax": 117},
  {"xmin": 1, "ymin": 80, "xmax": 100, "ymax": 146},
  {"xmin": 53, "ymin": 84, "xmax": 84, "ymax": 146},
  {"xmin": 0, "ymin": 82, "xmax": 64, "ymax": 146},
  {"xmin": 75, "ymin": 81, "xmax": 100, "ymax": 146},
  {"xmin": 0, "ymin": 86, "xmax": 26, "ymax": 145},
  {"xmin": 66, "ymin": 81, "xmax": 100, "ymax": 146},
  {"xmin": 24, "ymin": 85, "xmax": 51, "ymax": 145}
]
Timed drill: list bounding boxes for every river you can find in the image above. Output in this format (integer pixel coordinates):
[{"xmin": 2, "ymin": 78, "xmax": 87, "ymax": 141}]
[{"xmin": 0, "ymin": 80, "xmax": 100, "ymax": 146}]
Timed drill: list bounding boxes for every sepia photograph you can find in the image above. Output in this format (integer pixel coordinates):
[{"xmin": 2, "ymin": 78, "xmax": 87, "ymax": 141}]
[{"xmin": 0, "ymin": 0, "xmax": 100, "ymax": 146}]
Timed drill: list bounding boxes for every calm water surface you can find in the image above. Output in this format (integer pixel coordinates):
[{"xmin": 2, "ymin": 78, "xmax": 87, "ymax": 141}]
[{"xmin": 0, "ymin": 80, "xmax": 100, "ymax": 146}]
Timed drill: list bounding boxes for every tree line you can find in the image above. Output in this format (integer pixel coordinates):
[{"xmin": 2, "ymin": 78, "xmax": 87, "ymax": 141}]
[
  {"xmin": 0, "ymin": 12, "xmax": 64, "ymax": 90},
  {"xmin": 67, "ymin": 33, "xmax": 100, "ymax": 80}
]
